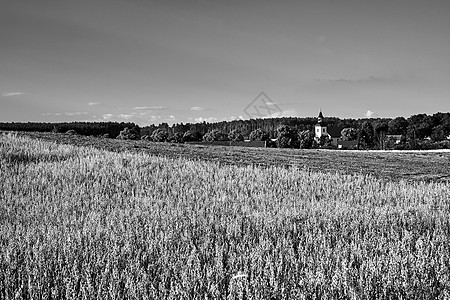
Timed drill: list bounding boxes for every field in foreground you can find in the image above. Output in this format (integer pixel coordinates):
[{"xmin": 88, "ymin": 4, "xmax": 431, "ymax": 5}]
[
  {"xmin": 14, "ymin": 131, "xmax": 450, "ymax": 183},
  {"xmin": 1, "ymin": 133, "xmax": 450, "ymax": 299}
]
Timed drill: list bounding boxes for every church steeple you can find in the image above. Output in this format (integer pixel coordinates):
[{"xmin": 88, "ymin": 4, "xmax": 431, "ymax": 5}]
[
  {"xmin": 317, "ymin": 110, "xmax": 324, "ymax": 123},
  {"xmin": 315, "ymin": 110, "xmax": 327, "ymax": 139}
]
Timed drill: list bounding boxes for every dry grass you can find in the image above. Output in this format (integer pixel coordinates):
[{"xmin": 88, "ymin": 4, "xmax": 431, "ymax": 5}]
[{"xmin": 1, "ymin": 132, "xmax": 450, "ymax": 299}]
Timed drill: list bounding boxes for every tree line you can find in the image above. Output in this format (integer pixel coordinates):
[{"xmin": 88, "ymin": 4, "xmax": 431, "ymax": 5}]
[
  {"xmin": 1, "ymin": 112, "xmax": 449, "ymax": 149},
  {"xmin": 0, "ymin": 122, "xmax": 139, "ymax": 138}
]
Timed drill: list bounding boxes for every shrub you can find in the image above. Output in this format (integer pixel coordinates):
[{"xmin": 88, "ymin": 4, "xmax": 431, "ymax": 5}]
[
  {"xmin": 203, "ymin": 129, "xmax": 229, "ymax": 142},
  {"xmin": 249, "ymin": 129, "xmax": 270, "ymax": 142},
  {"xmin": 228, "ymin": 129, "xmax": 244, "ymax": 141},
  {"xmin": 116, "ymin": 127, "xmax": 140, "ymax": 140},
  {"xmin": 183, "ymin": 131, "xmax": 203, "ymax": 142},
  {"xmin": 150, "ymin": 129, "xmax": 168, "ymax": 142}
]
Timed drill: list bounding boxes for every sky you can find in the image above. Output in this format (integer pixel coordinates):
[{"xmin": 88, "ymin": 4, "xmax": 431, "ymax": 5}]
[{"xmin": 1, "ymin": 0, "xmax": 449, "ymax": 126}]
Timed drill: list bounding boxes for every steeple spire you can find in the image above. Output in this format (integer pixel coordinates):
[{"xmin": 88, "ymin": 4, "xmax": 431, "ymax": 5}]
[{"xmin": 318, "ymin": 109, "xmax": 324, "ymax": 123}]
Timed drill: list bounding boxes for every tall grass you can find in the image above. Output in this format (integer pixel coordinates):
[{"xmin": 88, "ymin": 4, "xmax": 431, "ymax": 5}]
[{"xmin": 1, "ymin": 133, "xmax": 449, "ymax": 299}]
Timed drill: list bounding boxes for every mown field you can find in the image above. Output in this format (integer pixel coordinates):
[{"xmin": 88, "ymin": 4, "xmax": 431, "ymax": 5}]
[{"xmin": 1, "ymin": 132, "xmax": 450, "ymax": 299}]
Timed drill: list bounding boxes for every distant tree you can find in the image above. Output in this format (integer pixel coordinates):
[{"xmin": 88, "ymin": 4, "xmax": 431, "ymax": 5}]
[
  {"xmin": 340, "ymin": 128, "xmax": 357, "ymax": 141},
  {"xmin": 373, "ymin": 121, "xmax": 389, "ymax": 149},
  {"xmin": 150, "ymin": 128, "xmax": 168, "ymax": 142},
  {"xmin": 298, "ymin": 130, "xmax": 315, "ymax": 149},
  {"xmin": 249, "ymin": 128, "xmax": 270, "ymax": 141},
  {"xmin": 228, "ymin": 129, "xmax": 244, "ymax": 141},
  {"xmin": 431, "ymin": 125, "xmax": 447, "ymax": 142},
  {"xmin": 203, "ymin": 129, "xmax": 228, "ymax": 142},
  {"xmin": 388, "ymin": 117, "xmax": 408, "ymax": 135},
  {"xmin": 276, "ymin": 125, "xmax": 296, "ymax": 148},
  {"xmin": 358, "ymin": 121, "xmax": 375, "ymax": 149},
  {"xmin": 183, "ymin": 131, "xmax": 203, "ymax": 142}
]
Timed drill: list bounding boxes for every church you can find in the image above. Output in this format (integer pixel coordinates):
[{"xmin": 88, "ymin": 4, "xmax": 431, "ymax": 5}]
[{"xmin": 314, "ymin": 110, "xmax": 343, "ymax": 146}]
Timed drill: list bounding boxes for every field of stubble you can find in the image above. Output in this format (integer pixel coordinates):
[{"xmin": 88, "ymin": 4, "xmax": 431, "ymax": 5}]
[{"xmin": 1, "ymin": 132, "xmax": 450, "ymax": 299}]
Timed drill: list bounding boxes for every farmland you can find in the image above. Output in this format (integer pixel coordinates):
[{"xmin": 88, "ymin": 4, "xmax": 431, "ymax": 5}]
[
  {"xmin": 1, "ymin": 132, "xmax": 450, "ymax": 299},
  {"xmin": 15, "ymin": 131, "xmax": 450, "ymax": 183}
]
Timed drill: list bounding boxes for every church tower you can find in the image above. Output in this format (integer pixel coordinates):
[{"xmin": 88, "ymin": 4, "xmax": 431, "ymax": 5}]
[{"xmin": 315, "ymin": 110, "xmax": 327, "ymax": 139}]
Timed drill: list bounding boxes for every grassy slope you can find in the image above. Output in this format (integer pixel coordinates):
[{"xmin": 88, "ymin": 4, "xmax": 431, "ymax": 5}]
[
  {"xmin": 1, "ymin": 133, "xmax": 450, "ymax": 299},
  {"xmin": 15, "ymin": 131, "xmax": 450, "ymax": 183}
]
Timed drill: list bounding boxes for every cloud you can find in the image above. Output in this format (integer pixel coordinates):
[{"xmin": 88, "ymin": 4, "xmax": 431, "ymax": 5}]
[
  {"xmin": 88, "ymin": 101, "xmax": 102, "ymax": 106},
  {"xmin": 150, "ymin": 115, "xmax": 162, "ymax": 121},
  {"xmin": 102, "ymin": 114, "xmax": 114, "ymax": 119},
  {"xmin": 190, "ymin": 106, "xmax": 206, "ymax": 111},
  {"xmin": 365, "ymin": 110, "xmax": 376, "ymax": 118},
  {"xmin": 118, "ymin": 114, "xmax": 134, "ymax": 119},
  {"xmin": 133, "ymin": 106, "xmax": 166, "ymax": 110},
  {"xmin": 1, "ymin": 92, "xmax": 24, "ymax": 97},
  {"xmin": 102, "ymin": 113, "xmax": 135, "ymax": 120},
  {"xmin": 65, "ymin": 112, "xmax": 88, "ymax": 116},
  {"xmin": 193, "ymin": 116, "xmax": 218, "ymax": 123}
]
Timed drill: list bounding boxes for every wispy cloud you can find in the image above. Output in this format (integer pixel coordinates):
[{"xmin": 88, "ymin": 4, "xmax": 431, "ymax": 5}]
[
  {"xmin": 190, "ymin": 106, "xmax": 207, "ymax": 111},
  {"xmin": 102, "ymin": 113, "xmax": 145, "ymax": 121},
  {"xmin": 42, "ymin": 112, "xmax": 89, "ymax": 117},
  {"xmin": 316, "ymin": 76, "xmax": 393, "ymax": 85},
  {"xmin": 88, "ymin": 101, "xmax": 102, "ymax": 106},
  {"xmin": 133, "ymin": 106, "xmax": 167, "ymax": 110},
  {"xmin": 42, "ymin": 112, "xmax": 62, "ymax": 116},
  {"xmin": 65, "ymin": 112, "xmax": 88, "ymax": 116},
  {"xmin": 1, "ymin": 92, "xmax": 24, "ymax": 97}
]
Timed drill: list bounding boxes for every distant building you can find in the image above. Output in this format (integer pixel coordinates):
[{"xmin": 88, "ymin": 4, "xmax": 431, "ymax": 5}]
[
  {"xmin": 337, "ymin": 140, "xmax": 359, "ymax": 150},
  {"xmin": 314, "ymin": 110, "xmax": 343, "ymax": 146}
]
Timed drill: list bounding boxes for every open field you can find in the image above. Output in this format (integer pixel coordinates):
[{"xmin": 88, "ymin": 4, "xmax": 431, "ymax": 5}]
[
  {"xmin": 13, "ymin": 131, "xmax": 450, "ymax": 183},
  {"xmin": 1, "ymin": 132, "xmax": 450, "ymax": 299}
]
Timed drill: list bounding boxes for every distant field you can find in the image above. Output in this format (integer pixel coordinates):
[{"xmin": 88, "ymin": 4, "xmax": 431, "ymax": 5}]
[
  {"xmin": 13, "ymin": 131, "xmax": 450, "ymax": 183},
  {"xmin": 1, "ymin": 132, "xmax": 450, "ymax": 298}
]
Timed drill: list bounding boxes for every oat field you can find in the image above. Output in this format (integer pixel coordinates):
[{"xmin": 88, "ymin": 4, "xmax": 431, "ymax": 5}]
[{"xmin": 1, "ymin": 133, "xmax": 450, "ymax": 299}]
